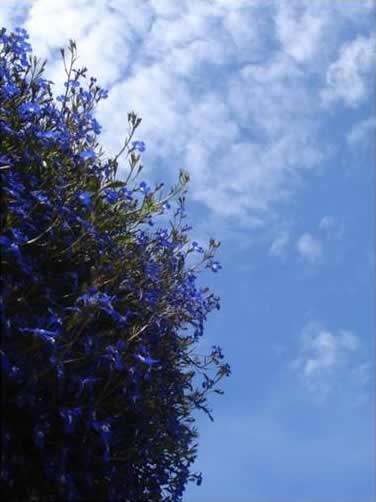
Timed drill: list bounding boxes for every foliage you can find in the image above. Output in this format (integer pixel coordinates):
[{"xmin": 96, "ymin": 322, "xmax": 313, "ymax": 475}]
[{"xmin": 0, "ymin": 27, "xmax": 230, "ymax": 501}]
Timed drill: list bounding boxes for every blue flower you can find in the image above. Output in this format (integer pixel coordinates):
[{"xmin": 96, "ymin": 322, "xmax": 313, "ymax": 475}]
[
  {"xmin": 145, "ymin": 262, "xmax": 161, "ymax": 281},
  {"xmin": 104, "ymin": 188, "xmax": 119, "ymax": 204},
  {"xmin": 192, "ymin": 241, "xmax": 204, "ymax": 253},
  {"xmin": 2, "ymin": 83, "xmax": 19, "ymax": 98},
  {"xmin": 64, "ymin": 79, "xmax": 80, "ymax": 89},
  {"xmin": 10, "ymin": 228, "xmax": 27, "ymax": 243},
  {"xmin": 98, "ymin": 89, "xmax": 109, "ymax": 99},
  {"xmin": 91, "ymin": 118, "xmax": 102, "ymax": 135},
  {"xmin": 134, "ymin": 353, "xmax": 159, "ymax": 366},
  {"xmin": 18, "ymin": 102, "xmax": 41, "ymax": 116},
  {"xmin": 103, "ymin": 344, "xmax": 125, "ymax": 371},
  {"xmin": 77, "ymin": 190, "xmax": 92, "ymax": 207},
  {"xmin": 209, "ymin": 261, "xmax": 222, "ymax": 273},
  {"xmin": 20, "ymin": 327, "xmax": 60, "ymax": 344},
  {"xmin": 36, "ymin": 130, "xmax": 60, "ymax": 143},
  {"xmin": 0, "ymin": 154, "xmax": 13, "ymax": 166},
  {"xmin": 60, "ymin": 408, "xmax": 82, "ymax": 434},
  {"xmin": 139, "ymin": 181, "xmax": 150, "ymax": 194},
  {"xmin": 79, "ymin": 149, "xmax": 96, "ymax": 162},
  {"xmin": 91, "ymin": 420, "xmax": 113, "ymax": 448},
  {"xmin": 132, "ymin": 141, "xmax": 146, "ymax": 153},
  {"xmin": 31, "ymin": 190, "xmax": 50, "ymax": 205}
]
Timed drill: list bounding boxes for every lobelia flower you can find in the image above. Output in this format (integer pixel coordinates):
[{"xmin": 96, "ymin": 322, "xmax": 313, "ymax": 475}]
[
  {"xmin": 209, "ymin": 261, "xmax": 222, "ymax": 273},
  {"xmin": 0, "ymin": 26, "xmax": 229, "ymax": 501},
  {"xmin": 76, "ymin": 190, "xmax": 92, "ymax": 208},
  {"xmin": 191, "ymin": 241, "xmax": 204, "ymax": 253},
  {"xmin": 18, "ymin": 102, "xmax": 41, "ymax": 116},
  {"xmin": 79, "ymin": 149, "xmax": 96, "ymax": 162},
  {"xmin": 98, "ymin": 89, "xmax": 108, "ymax": 99},
  {"xmin": 60, "ymin": 408, "xmax": 82, "ymax": 434},
  {"xmin": 134, "ymin": 353, "xmax": 159, "ymax": 366},
  {"xmin": 20, "ymin": 328, "xmax": 60, "ymax": 345},
  {"xmin": 90, "ymin": 118, "xmax": 102, "ymax": 135},
  {"xmin": 139, "ymin": 181, "xmax": 150, "ymax": 194},
  {"xmin": 102, "ymin": 344, "xmax": 125, "ymax": 371},
  {"xmin": 131, "ymin": 140, "xmax": 146, "ymax": 152},
  {"xmin": 104, "ymin": 188, "xmax": 119, "ymax": 204}
]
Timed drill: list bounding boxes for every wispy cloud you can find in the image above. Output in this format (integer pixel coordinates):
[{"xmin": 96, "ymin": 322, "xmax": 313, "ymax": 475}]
[
  {"xmin": 2, "ymin": 0, "xmax": 374, "ymax": 232},
  {"xmin": 296, "ymin": 232, "xmax": 322, "ymax": 263},
  {"xmin": 319, "ymin": 215, "xmax": 336, "ymax": 232},
  {"xmin": 321, "ymin": 33, "xmax": 376, "ymax": 108},
  {"xmin": 269, "ymin": 231, "xmax": 289, "ymax": 257},
  {"xmin": 318, "ymin": 215, "xmax": 344, "ymax": 240},
  {"xmin": 347, "ymin": 117, "xmax": 376, "ymax": 147},
  {"xmin": 290, "ymin": 322, "xmax": 368, "ymax": 401}
]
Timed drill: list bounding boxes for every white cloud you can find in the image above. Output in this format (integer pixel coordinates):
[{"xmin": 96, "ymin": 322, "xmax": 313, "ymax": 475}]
[
  {"xmin": 290, "ymin": 323, "xmax": 365, "ymax": 400},
  {"xmin": 275, "ymin": 3, "xmax": 328, "ymax": 64},
  {"xmin": 347, "ymin": 117, "xmax": 376, "ymax": 147},
  {"xmin": 321, "ymin": 33, "xmax": 376, "ymax": 107},
  {"xmin": 0, "ymin": 0, "xmax": 30, "ymax": 28},
  {"xmin": 3, "ymin": 1, "xmax": 375, "ymax": 232},
  {"xmin": 319, "ymin": 215, "xmax": 336, "ymax": 232},
  {"xmin": 269, "ymin": 231, "xmax": 289, "ymax": 257},
  {"xmin": 296, "ymin": 233, "xmax": 322, "ymax": 263},
  {"xmin": 318, "ymin": 215, "xmax": 344, "ymax": 240}
]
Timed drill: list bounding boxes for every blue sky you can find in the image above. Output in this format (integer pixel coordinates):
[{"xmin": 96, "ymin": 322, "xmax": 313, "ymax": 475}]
[{"xmin": 2, "ymin": 1, "xmax": 374, "ymax": 500}]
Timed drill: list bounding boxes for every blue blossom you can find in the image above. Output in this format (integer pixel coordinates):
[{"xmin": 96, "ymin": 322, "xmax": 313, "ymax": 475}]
[
  {"xmin": 139, "ymin": 181, "xmax": 150, "ymax": 194},
  {"xmin": 2, "ymin": 83, "xmax": 19, "ymax": 98},
  {"xmin": 0, "ymin": 154, "xmax": 13, "ymax": 166},
  {"xmin": 90, "ymin": 118, "xmax": 102, "ymax": 135},
  {"xmin": 10, "ymin": 228, "xmax": 27, "ymax": 243},
  {"xmin": 132, "ymin": 141, "xmax": 146, "ymax": 152},
  {"xmin": 209, "ymin": 261, "xmax": 222, "ymax": 273},
  {"xmin": 31, "ymin": 190, "xmax": 50, "ymax": 205},
  {"xmin": 104, "ymin": 188, "xmax": 119, "ymax": 204},
  {"xmin": 64, "ymin": 79, "xmax": 80, "ymax": 88},
  {"xmin": 77, "ymin": 190, "xmax": 92, "ymax": 207},
  {"xmin": 20, "ymin": 327, "xmax": 60, "ymax": 344},
  {"xmin": 103, "ymin": 344, "xmax": 125, "ymax": 371},
  {"xmin": 192, "ymin": 241, "xmax": 204, "ymax": 253},
  {"xmin": 36, "ymin": 130, "xmax": 60, "ymax": 143},
  {"xmin": 98, "ymin": 89, "xmax": 109, "ymax": 99},
  {"xmin": 79, "ymin": 149, "xmax": 96, "ymax": 162},
  {"xmin": 135, "ymin": 353, "xmax": 159, "ymax": 366},
  {"xmin": 18, "ymin": 102, "xmax": 41, "ymax": 116},
  {"xmin": 91, "ymin": 420, "xmax": 112, "ymax": 446},
  {"xmin": 60, "ymin": 408, "xmax": 82, "ymax": 434},
  {"xmin": 145, "ymin": 262, "xmax": 161, "ymax": 281}
]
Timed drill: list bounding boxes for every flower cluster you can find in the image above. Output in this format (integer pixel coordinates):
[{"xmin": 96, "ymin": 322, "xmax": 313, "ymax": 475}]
[{"xmin": 0, "ymin": 28, "xmax": 229, "ymax": 502}]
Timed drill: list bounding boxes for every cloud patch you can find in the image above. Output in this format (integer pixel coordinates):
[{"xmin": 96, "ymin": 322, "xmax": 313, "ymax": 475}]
[
  {"xmin": 296, "ymin": 232, "xmax": 322, "ymax": 263},
  {"xmin": 347, "ymin": 117, "xmax": 376, "ymax": 148},
  {"xmin": 290, "ymin": 322, "xmax": 370, "ymax": 402},
  {"xmin": 269, "ymin": 231, "xmax": 289, "ymax": 257},
  {"xmin": 321, "ymin": 33, "xmax": 376, "ymax": 107},
  {"xmin": 2, "ymin": 0, "xmax": 375, "ymax": 232}
]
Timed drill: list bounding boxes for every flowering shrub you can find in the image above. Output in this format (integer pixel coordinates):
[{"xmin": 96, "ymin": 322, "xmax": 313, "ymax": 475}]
[{"xmin": 0, "ymin": 27, "xmax": 230, "ymax": 501}]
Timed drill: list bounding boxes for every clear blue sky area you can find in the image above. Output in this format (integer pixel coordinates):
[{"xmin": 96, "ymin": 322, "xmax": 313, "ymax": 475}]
[{"xmin": 2, "ymin": 1, "xmax": 374, "ymax": 501}]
